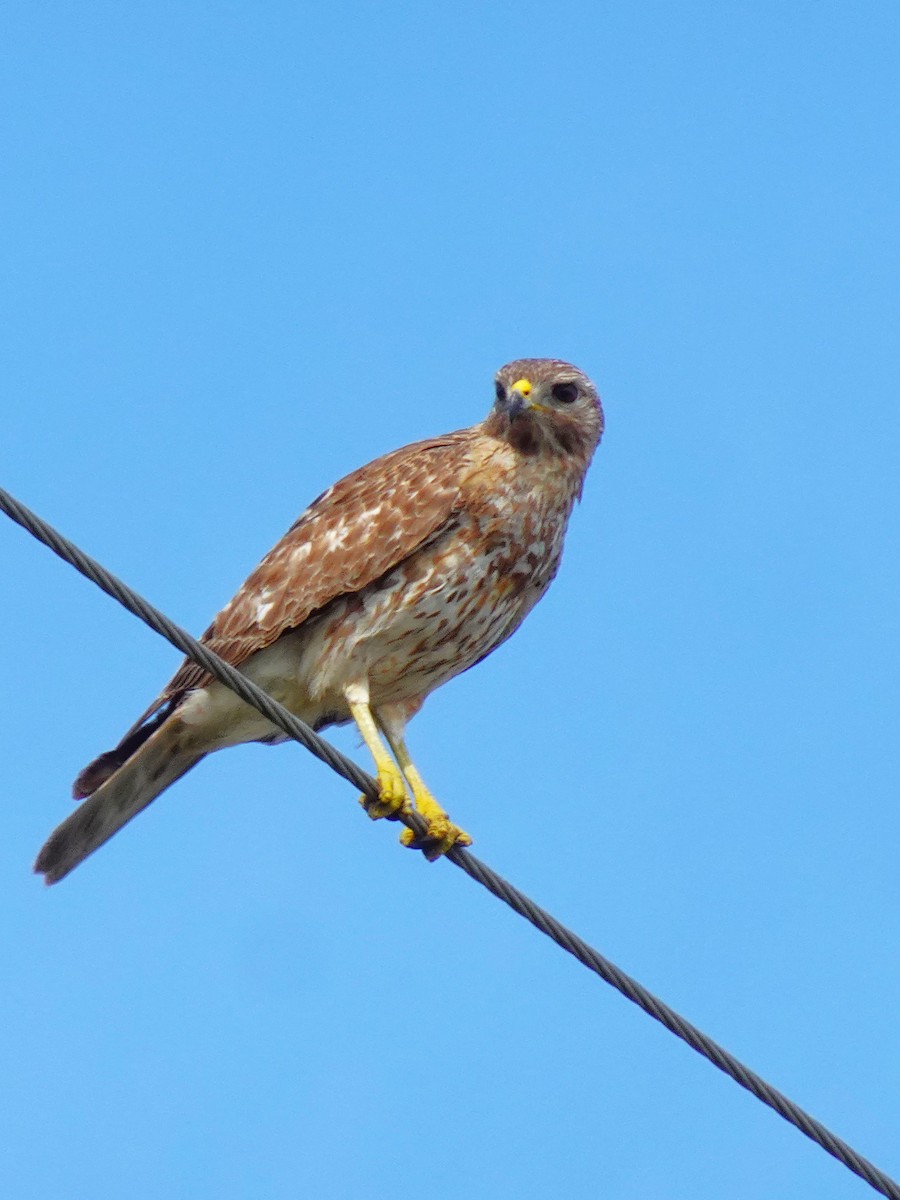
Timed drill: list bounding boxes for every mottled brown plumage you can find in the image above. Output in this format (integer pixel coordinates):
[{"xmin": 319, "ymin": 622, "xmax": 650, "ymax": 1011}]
[
  {"xmin": 36, "ymin": 358, "xmax": 603, "ymax": 883},
  {"xmin": 164, "ymin": 435, "xmax": 472, "ymax": 700}
]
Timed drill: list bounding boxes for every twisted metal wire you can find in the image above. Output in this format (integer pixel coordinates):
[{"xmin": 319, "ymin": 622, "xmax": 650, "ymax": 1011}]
[{"xmin": 2, "ymin": 483, "xmax": 898, "ymax": 1200}]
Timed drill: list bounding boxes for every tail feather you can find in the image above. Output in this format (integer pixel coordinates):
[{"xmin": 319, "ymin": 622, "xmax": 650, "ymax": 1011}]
[
  {"xmin": 36, "ymin": 718, "xmax": 205, "ymax": 885},
  {"xmin": 72, "ymin": 702, "xmax": 174, "ymax": 799}
]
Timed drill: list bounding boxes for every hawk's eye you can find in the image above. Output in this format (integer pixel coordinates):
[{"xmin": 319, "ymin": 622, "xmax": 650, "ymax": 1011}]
[
  {"xmin": 495, "ymin": 381, "xmax": 506, "ymax": 403},
  {"xmin": 551, "ymin": 381, "xmax": 579, "ymax": 404}
]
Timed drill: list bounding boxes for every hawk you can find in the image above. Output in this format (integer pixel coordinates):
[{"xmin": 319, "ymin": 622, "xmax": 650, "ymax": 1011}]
[{"xmin": 35, "ymin": 359, "xmax": 604, "ymax": 884}]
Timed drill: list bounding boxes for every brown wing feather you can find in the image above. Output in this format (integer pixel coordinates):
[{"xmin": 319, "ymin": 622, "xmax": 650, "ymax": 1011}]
[
  {"xmin": 74, "ymin": 428, "xmax": 475, "ymax": 797},
  {"xmin": 162, "ymin": 429, "xmax": 474, "ymax": 699}
]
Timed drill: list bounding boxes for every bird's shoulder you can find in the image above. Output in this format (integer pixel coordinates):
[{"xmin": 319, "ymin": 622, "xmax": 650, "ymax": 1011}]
[{"xmin": 161, "ymin": 427, "xmax": 482, "ymax": 698}]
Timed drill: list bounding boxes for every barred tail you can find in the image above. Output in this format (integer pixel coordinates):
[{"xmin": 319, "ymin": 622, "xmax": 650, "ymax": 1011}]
[{"xmin": 35, "ymin": 718, "xmax": 204, "ymax": 885}]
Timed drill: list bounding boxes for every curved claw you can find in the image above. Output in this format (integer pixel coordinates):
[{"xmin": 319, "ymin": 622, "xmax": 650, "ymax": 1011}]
[
  {"xmin": 400, "ymin": 818, "xmax": 472, "ymax": 861},
  {"xmin": 359, "ymin": 764, "xmax": 411, "ymax": 822}
]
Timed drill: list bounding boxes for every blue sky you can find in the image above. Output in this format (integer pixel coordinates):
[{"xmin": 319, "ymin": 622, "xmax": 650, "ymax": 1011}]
[{"xmin": 2, "ymin": 2, "xmax": 899, "ymax": 1197}]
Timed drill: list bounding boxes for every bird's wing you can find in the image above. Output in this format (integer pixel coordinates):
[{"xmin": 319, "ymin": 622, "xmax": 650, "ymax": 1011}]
[{"xmin": 160, "ymin": 430, "xmax": 473, "ymax": 702}]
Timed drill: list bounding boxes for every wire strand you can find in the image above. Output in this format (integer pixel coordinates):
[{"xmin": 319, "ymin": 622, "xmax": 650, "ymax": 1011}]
[{"xmin": 2, "ymin": 482, "xmax": 898, "ymax": 1200}]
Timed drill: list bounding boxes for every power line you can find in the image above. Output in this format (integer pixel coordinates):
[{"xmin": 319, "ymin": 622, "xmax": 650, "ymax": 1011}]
[{"xmin": 2, "ymin": 482, "xmax": 897, "ymax": 1200}]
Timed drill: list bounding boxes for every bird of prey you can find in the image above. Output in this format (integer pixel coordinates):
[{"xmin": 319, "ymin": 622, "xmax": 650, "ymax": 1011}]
[{"xmin": 35, "ymin": 359, "xmax": 604, "ymax": 884}]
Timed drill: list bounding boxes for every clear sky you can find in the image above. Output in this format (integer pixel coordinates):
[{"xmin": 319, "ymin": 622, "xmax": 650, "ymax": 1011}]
[{"xmin": 2, "ymin": 3, "xmax": 899, "ymax": 1197}]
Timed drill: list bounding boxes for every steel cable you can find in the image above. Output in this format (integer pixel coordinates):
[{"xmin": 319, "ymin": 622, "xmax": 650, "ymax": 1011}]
[{"xmin": 2, "ymin": 483, "xmax": 897, "ymax": 1200}]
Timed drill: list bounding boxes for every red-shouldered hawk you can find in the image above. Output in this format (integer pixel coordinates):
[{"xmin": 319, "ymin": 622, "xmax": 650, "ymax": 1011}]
[{"xmin": 36, "ymin": 359, "xmax": 604, "ymax": 883}]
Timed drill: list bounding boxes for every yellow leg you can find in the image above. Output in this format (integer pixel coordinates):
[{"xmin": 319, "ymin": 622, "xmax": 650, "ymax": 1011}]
[
  {"xmin": 382, "ymin": 727, "xmax": 472, "ymax": 860},
  {"xmin": 348, "ymin": 699, "xmax": 412, "ymax": 821}
]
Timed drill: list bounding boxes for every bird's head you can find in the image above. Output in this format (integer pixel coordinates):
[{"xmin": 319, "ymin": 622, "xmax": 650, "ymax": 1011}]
[{"xmin": 486, "ymin": 359, "xmax": 603, "ymax": 465}]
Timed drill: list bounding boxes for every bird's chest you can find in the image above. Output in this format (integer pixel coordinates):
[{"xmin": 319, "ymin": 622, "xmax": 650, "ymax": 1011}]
[{"xmin": 307, "ymin": 468, "xmax": 578, "ymax": 705}]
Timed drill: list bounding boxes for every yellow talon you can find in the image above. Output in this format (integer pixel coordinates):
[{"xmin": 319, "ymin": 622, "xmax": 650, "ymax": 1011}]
[
  {"xmin": 400, "ymin": 817, "xmax": 472, "ymax": 861},
  {"xmin": 396, "ymin": 777, "xmax": 471, "ymax": 859},
  {"xmin": 358, "ymin": 762, "xmax": 411, "ymax": 821},
  {"xmin": 380, "ymin": 726, "xmax": 472, "ymax": 858},
  {"xmin": 347, "ymin": 694, "xmax": 471, "ymax": 856}
]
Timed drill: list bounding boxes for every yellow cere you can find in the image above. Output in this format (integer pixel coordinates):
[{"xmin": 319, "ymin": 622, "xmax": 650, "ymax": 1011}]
[{"xmin": 511, "ymin": 378, "xmax": 532, "ymax": 395}]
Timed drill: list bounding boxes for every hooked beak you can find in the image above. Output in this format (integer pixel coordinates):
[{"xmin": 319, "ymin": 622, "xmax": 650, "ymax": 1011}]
[{"xmin": 504, "ymin": 378, "xmax": 533, "ymax": 421}]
